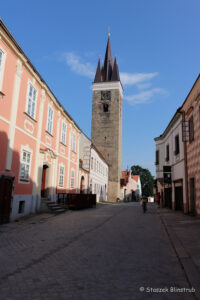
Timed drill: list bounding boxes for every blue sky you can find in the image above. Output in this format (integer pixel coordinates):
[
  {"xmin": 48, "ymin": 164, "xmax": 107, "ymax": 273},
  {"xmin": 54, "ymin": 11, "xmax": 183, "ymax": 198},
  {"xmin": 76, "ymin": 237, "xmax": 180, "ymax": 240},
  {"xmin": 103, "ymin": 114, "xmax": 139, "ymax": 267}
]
[{"xmin": 1, "ymin": 0, "xmax": 200, "ymax": 176}]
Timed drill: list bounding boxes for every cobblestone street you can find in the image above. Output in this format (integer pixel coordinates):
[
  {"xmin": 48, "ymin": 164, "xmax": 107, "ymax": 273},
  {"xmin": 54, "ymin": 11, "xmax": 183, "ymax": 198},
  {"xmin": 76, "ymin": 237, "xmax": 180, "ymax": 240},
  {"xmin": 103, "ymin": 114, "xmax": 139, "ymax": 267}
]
[{"xmin": 0, "ymin": 203, "xmax": 199, "ymax": 300}]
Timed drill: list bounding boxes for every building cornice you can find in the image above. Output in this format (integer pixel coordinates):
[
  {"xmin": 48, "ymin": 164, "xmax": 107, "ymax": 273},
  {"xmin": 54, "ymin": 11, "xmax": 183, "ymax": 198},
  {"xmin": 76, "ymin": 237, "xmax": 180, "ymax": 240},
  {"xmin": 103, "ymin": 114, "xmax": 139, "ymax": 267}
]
[
  {"xmin": 93, "ymin": 81, "xmax": 123, "ymax": 96},
  {"xmin": 154, "ymin": 108, "xmax": 182, "ymax": 141},
  {"xmin": 0, "ymin": 19, "xmax": 81, "ymax": 134}
]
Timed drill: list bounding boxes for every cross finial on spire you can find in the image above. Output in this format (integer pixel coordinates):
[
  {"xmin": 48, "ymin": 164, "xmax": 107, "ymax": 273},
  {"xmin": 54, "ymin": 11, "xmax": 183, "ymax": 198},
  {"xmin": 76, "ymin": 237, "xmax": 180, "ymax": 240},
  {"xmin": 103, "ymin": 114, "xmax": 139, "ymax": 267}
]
[{"xmin": 108, "ymin": 26, "xmax": 111, "ymax": 37}]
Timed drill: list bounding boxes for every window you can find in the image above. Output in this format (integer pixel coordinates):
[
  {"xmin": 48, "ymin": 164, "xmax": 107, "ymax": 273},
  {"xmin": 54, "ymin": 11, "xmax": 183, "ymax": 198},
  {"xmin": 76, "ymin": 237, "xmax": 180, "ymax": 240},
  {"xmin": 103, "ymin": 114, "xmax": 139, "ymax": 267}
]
[
  {"xmin": 0, "ymin": 50, "xmax": 3, "ymax": 71},
  {"xmin": 72, "ymin": 133, "xmax": 76, "ymax": 152},
  {"xmin": 0, "ymin": 48, "xmax": 6, "ymax": 91},
  {"xmin": 165, "ymin": 144, "xmax": 169, "ymax": 162},
  {"xmin": 61, "ymin": 122, "xmax": 67, "ymax": 145},
  {"xmin": 155, "ymin": 150, "xmax": 159, "ymax": 165},
  {"xmin": 199, "ymin": 106, "xmax": 200, "ymax": 125},
  {"xmin": 189, "ymin": 116, "xmax": 194, "ymax": 142},
  {"xmin": 91, "ymin": 157, "xmax": 93, "ymax": 170},
  {"xmin": 59, "ymin": 165, "xmax": 64, "ymax": 187},
  {"xmin": 19, "ymin": 150, "xmax": 31, "ymax": 181},
  {"xmin": 101, "ymin": 90, "xmax": 111, "ymax": 100},
  {"xmin": 94, "ymin": 159, "xmax": 96, "ymax": 171},
  {"xmin": 47, "ymin": 106, "xmax": 53, "ymax": 134},
  {"xmin": 190, "ymin": 178, "xmax": 196, "ymax": 214},
  {"xmin": 174, "ymin": 135, "xmax": 180, "ymax": 155},
  {"xmin": 18, "ymin": 201, "xmax": 25, "ymax": 214},
  {"xmin": 103, "ymin": 104, "xmax": 109, "ymax": 112},
  {"xmin": 26, "ymin": 83, "xmax": 37, "ymax": 119},
  {"xmin": 71, "ymin": 169, "xmax": 75, "ymax": 188}
]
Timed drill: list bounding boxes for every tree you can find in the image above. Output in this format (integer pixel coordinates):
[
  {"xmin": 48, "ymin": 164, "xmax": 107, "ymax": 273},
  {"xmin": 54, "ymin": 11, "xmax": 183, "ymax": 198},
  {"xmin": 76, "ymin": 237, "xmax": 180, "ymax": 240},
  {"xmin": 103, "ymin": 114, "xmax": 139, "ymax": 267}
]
[{"xmin": 131, "ymin": 165, "xmax": 154, "ymax": 197}]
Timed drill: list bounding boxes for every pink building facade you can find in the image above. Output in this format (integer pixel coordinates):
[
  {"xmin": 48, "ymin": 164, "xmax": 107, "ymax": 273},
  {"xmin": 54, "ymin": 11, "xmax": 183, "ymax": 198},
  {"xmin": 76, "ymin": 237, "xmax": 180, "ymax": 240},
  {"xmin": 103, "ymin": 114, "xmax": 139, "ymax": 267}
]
[
  {"xmin": 181, "ymin": 75, "xmax": 200, "ymax": 216},
  {"xmin": 0, "ymin": 20, "xmax": 80, "ymax": 222}
]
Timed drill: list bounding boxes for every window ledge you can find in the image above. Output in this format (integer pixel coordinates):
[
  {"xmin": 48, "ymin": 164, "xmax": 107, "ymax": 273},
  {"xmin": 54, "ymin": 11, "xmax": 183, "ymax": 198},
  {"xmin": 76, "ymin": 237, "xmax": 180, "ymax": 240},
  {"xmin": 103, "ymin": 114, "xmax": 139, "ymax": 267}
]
[
  {"xmin": 19, "ymin": 178, "xmax": 30, "ymax": 184},
  {"xmin": 0, "ymin": 91, "xmax": 5, "ymax": 98},
  {"xmin": 45, "ymin": 130, "xmax": 53, "ymax": 137},
  {"xmin": 24, "ymin": 112, "xmax": 37, "ymax": 123},
  {"xmin": 60, "ymin": 142, "xmax": 67, "ymax": 147}
]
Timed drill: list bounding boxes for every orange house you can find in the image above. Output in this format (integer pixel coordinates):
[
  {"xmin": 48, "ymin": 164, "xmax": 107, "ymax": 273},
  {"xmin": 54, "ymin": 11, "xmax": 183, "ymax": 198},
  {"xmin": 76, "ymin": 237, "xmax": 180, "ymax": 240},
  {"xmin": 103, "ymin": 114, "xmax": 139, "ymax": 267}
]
[{"xmin": 0, "ymin": 20, "xmax": 80, "ymax": 222}]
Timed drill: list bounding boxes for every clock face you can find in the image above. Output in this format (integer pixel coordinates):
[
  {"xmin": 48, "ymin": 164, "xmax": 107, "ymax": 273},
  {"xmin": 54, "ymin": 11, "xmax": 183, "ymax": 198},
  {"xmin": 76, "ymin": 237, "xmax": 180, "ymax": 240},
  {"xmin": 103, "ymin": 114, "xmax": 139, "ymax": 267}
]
[{"xmin": 101, "ymin": 90, "xmax": 111, "ymax": 100}]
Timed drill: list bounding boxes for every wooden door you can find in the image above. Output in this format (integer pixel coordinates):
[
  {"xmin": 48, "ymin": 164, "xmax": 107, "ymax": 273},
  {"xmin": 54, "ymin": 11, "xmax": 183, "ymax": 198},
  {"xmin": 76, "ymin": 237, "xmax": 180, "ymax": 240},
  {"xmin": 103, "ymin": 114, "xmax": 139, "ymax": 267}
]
[
  {"xmin": 0, "ymin": 176, "xmax": 14, "ymax": 224},
  {"xmin": 41, "ymin": 165, "xmax": 48, "ymax": 197},
  {"xmin": 190, "ymin": 178, "xmax": 196, "ymax": 215},
  {"xmin": 175, "ymin": 186, "xmax": 183, "ymax": 211}
]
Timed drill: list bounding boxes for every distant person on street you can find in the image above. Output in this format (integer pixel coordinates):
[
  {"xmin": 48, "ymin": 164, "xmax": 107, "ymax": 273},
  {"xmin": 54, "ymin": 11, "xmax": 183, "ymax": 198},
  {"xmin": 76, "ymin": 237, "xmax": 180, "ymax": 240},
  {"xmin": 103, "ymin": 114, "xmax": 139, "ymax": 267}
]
[
  {"xmin": 156, "ymin": 192, "xmax": 160, "ymax": 207},
  {"xmin": 141, "ymin": 195, "xmax": 147, "ymax": 213}
]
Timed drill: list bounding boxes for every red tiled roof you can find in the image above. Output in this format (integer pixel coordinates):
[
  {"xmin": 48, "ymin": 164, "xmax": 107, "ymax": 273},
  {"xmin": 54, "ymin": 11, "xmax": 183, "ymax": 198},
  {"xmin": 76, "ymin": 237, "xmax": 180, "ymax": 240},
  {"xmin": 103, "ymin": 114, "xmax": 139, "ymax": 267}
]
[
  {"xmin": 132, "ymin": 175, "xmax": 139, "ymax": 182},
  {"xmin": 121, "ymin": 171, "xmax": 130, "ymax": 179}
]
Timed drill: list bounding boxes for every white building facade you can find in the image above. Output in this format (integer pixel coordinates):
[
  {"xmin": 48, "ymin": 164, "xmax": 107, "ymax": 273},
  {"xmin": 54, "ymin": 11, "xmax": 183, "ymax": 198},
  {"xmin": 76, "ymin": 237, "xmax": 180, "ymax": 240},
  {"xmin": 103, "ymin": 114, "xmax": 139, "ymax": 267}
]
[
  {"xmin": 155, "ymin": 109, "xmax": 186, "ymax": 212},
  {"xmin": 89, "ymin": 145, "xmax": 109, "ymax": 202}
]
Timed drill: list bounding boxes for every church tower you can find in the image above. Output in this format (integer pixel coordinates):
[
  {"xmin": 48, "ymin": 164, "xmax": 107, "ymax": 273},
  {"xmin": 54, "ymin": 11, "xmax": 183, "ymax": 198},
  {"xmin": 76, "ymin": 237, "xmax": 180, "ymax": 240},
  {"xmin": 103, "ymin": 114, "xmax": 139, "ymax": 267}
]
[{"xmin": 91, "ymin": 35, "xmax": 123, "ymax": 202}]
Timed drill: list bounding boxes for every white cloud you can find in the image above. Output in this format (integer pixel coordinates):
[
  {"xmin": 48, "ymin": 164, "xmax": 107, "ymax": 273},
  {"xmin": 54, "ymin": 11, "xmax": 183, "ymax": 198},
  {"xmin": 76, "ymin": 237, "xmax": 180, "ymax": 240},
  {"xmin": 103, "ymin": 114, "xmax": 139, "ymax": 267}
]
[
  {"xmin": 120, "ymin": 72, "xmax": 158, "ymax": 86},
  {"xmin": 124, "ymin": 88, "xmax": 168, "ymax": 105},
  {"xmin": 63, "ymin": 52, "xmax": 95, "ymax": 78},
  {"xmin": 137, "ymin": 82, "xmax": 152, "ymax": 90}
]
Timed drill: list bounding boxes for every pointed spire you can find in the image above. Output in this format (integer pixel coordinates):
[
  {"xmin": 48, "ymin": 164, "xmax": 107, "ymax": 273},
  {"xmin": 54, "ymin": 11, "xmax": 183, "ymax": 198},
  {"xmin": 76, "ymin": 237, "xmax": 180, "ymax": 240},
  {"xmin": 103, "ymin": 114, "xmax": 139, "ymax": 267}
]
[
  {"xmin": 93, "ymin": 35, "xmax": 121, "ymax": 84},
  {"xmin": 111, "ymin": 56, "xmax": 120, "ymax": 81},
  {"xmin": 102, "ymin": 36, "xmax": 113, "ymax": 81},
  {"xmin": 94, "ymin": 57, "xmax": 102, "ymax": 83}
]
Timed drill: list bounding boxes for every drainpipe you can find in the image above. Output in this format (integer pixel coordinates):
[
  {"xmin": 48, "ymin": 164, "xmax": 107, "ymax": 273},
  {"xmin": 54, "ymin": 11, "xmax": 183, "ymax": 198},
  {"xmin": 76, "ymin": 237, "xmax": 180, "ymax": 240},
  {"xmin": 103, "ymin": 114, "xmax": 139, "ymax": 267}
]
[
  {"xmin": 181, "ymin": 110, "xmax": 189, "ymax": 214},
  {"xmin": 88, "ymin": 143, "xmax": 92, "ymax": 194}
]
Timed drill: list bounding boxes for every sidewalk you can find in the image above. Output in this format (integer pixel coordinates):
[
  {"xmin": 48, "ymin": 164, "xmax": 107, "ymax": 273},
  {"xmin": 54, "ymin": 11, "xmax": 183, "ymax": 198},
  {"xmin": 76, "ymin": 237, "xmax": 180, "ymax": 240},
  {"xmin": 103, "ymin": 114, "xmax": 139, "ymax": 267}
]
[{"xmin": 157, "ymin": 207, "xmax": 200, "ymax": 299}]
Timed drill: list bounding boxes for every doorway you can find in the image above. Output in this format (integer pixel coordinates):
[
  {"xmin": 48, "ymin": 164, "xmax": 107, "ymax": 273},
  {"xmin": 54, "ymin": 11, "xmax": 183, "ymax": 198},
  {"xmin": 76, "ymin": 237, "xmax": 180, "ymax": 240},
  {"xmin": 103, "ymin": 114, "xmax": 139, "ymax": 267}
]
[
  {"xmin": 80, "ymin": 176, "xmax": 85, "ymax": 194},
  {"xmin": 0, "ymin": 175, "xmax": 14, "ymax": 224},
  {"xmin": 164, "ymin": 187, "xmax": 172, "ymax": 209},
  {"xmin": 41, "ymin": 165, "xmax": 48, "ymax": 198},
  {"xmin": 189, "ymin": 178, "xmax": 196, "ymax": 215}
]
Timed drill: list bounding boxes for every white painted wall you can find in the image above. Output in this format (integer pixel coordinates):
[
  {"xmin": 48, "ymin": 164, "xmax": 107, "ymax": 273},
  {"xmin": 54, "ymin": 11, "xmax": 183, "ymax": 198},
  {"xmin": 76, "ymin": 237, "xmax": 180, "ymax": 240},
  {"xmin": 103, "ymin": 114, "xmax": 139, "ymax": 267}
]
[
  {"xmin": 155, "ymin": 113, "xmax": 186, "ymax": 206},
  {"xmin": 89, "ymin": 147, "xmax": 109, "ymax": 202}
]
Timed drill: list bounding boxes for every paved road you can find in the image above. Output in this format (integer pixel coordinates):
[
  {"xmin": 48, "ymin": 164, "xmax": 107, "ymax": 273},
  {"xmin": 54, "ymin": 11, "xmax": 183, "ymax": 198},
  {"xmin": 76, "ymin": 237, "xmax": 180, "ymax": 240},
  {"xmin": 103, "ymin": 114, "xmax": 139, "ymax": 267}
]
[{"xmin": 0, "ymin": 203, "xmax": 197, "ymax": 300}]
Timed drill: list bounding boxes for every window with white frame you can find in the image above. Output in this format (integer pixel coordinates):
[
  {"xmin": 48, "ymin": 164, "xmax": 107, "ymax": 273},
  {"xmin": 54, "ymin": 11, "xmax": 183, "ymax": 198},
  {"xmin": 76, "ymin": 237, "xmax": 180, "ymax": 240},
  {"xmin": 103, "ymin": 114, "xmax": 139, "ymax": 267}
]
[
  {"xmin": 59, "ymin": 165, "xmax": 65, "ymax": 187},
  {"xmin": 61, "ymin": 122, "xmax": 67, "ymax": 145},
  {"xmin": 0, "ymin": 50, "xmax": 3, "ymax": 72},
  {"xmin": 72, "ymin": 133, "xmax": 76, "ymax": 152},
  {"xmin": 71, "ymin": 169, "xmax": 75, "ymax": 188},
  {"xmin": 19, "ymin": 149, "xmax": 31, "ymax": 181},
  {"xmin": 94, "ymin": 159, "xmax": 96, "ymax": 171},
  {"xmin": 47, "ymin": 106, "xmax": 53, "ymax": 134},
  {"xmin": 0, "ymin": 48, "xmax": 6, "ymax": 92},
  {"xmin": 26, "ymin": 83, "xmax": 37, "ymax": 119},
  {"xmin": 91, "ymin": 157, "xmax": 93, "ymax": 170}
]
